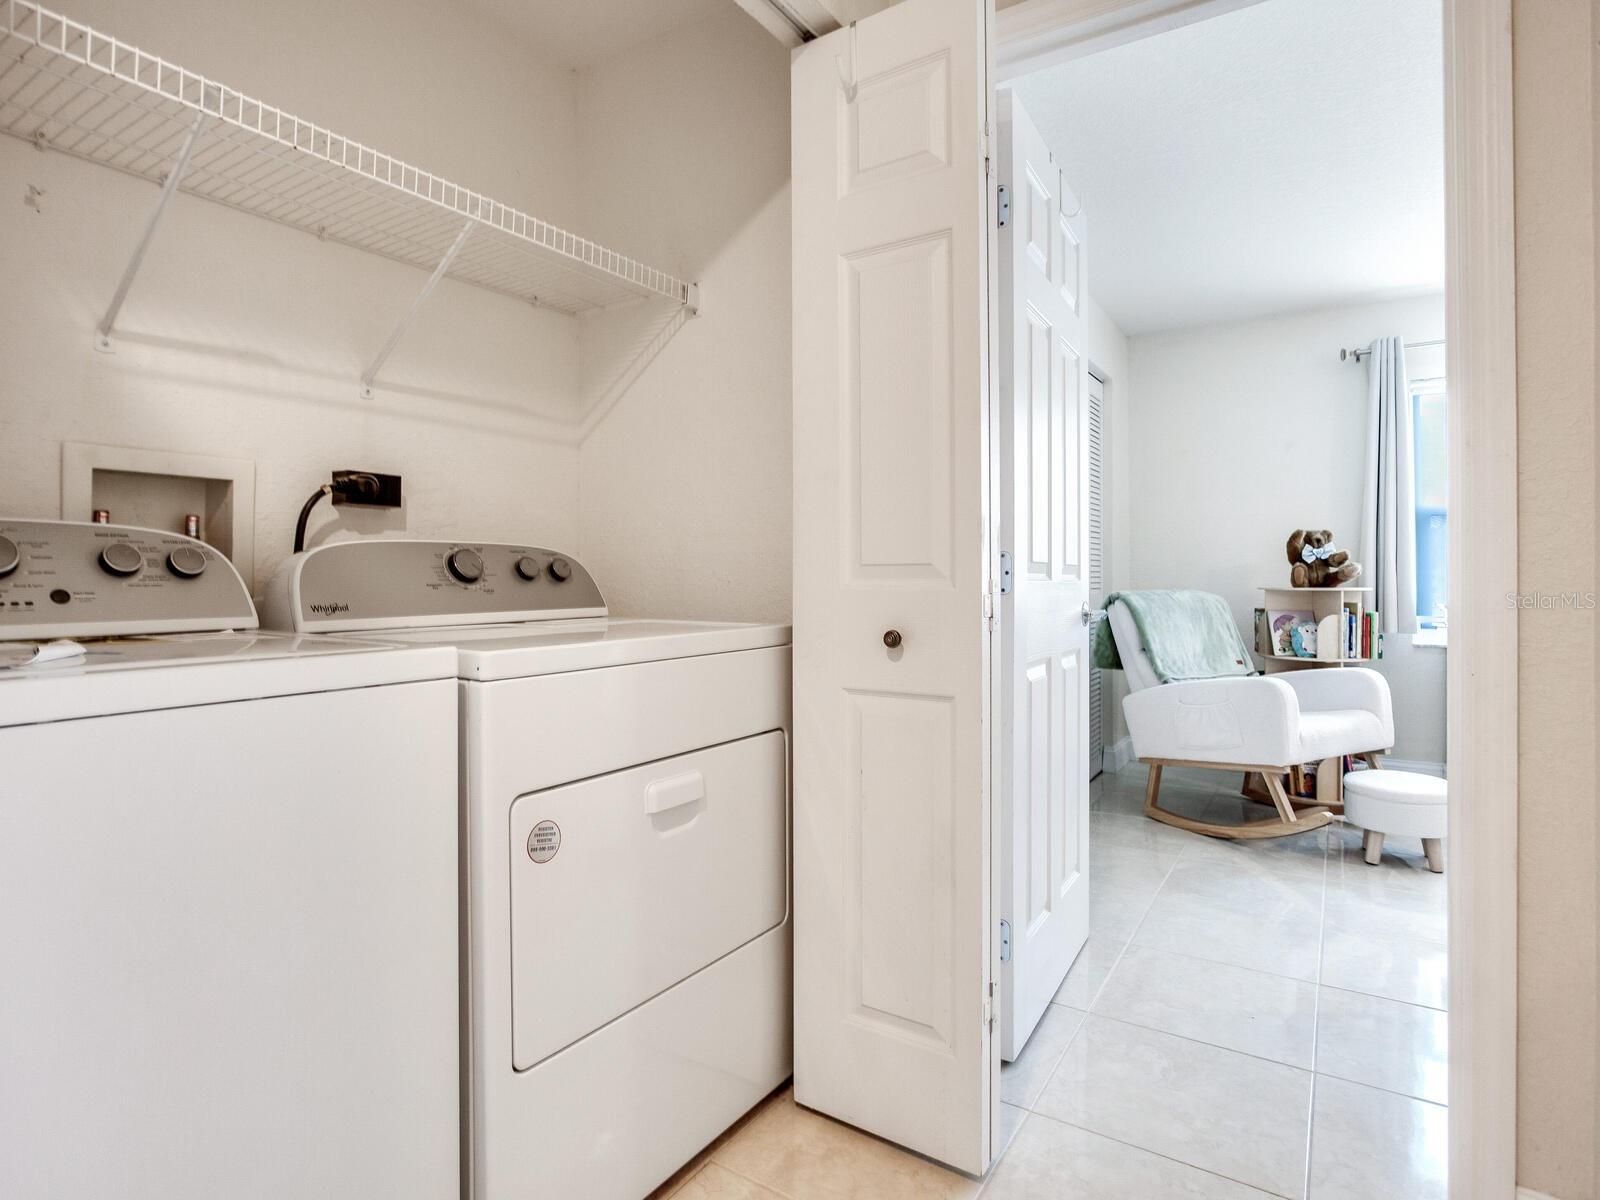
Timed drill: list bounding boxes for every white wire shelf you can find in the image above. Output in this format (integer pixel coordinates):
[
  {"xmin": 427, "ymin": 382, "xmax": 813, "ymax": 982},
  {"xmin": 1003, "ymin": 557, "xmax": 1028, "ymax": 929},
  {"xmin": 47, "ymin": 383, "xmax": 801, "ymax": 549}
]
[{"xmin": 0, "ymin": 1, "xmax": 696, "ymax": 320}]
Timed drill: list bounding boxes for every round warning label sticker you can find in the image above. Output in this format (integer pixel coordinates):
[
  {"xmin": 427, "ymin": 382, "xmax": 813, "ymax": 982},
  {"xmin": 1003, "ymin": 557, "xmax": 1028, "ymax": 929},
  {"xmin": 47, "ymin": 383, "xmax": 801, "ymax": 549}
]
[{"xmin": 527, "ymin": 820, "xmax": 561, "ymax": 864}]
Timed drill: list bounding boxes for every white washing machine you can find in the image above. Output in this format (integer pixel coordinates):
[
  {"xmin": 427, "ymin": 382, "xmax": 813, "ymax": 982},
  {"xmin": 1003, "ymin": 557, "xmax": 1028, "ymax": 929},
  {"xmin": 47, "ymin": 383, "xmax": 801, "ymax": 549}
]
[
  {"xmin": 260, "ymin": 539, "xmax": 792, "ymax": 1200},
  {"xmin": 0, "ymin": 520, "xmax": 460, "ymax": 1200}
]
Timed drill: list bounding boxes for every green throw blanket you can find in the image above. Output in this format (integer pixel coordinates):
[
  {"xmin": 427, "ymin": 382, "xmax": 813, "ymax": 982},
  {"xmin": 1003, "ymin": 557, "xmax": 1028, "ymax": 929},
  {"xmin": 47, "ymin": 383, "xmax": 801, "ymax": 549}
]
[{"xmin": 1092, "ymin": 590, "xmax": 1256, "ymax": 683}]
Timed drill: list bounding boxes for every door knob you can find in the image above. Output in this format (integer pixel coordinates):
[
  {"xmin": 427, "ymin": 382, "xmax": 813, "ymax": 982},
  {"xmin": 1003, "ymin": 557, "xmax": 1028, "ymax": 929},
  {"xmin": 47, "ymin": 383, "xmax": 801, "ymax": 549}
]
[
  {"xmin": 1081, "ymin": 603, "xmax": 1107, "ymax": 627},
  {"xmin": 883, "ymin": 629, "xmax": 903, "ymax": 648}
]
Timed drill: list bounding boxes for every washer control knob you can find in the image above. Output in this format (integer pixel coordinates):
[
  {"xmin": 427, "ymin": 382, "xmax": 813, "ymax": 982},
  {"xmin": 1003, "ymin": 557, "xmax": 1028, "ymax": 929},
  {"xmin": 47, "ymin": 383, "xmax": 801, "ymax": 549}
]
[
  {"xmin": 167, "ymin": 546, "xmax": 207, "ymax": 578},
  {"xmin": 547, "ymin": 557, "xmax": 572, "ymax": 582},
  {"xmin": 514, "ymin": 555, "xmax": 541, "ymax": 581},
  {"xmin": 98, "ymin": 541, "xmax": 144, "ymax": 577},
  {"xmin": 447, "ymin": 548, "xmax": 485, "ymax": 584},
  {"xmin": 0, "ymin": 535, "xmax": 18, "ymax": 578}
]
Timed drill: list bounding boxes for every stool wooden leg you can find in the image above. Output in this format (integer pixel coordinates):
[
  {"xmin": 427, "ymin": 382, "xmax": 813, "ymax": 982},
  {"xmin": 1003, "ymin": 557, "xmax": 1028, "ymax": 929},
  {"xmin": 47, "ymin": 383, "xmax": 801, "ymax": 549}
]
[
  {"xmin": 1422, "ymin": 837, "xmax": 1445, "ymax": 873},
  {"xmin": 1362, "ymin": 830, "xmax": 1384, "ymax": 865}
]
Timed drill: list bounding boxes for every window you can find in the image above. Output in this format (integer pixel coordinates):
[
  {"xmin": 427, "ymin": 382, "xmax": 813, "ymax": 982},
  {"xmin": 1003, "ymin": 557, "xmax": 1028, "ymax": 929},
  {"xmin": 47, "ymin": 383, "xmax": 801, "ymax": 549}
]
[{"xmin": 1412, "ymin": 375, "xmax": 1448, "ymax": 641}]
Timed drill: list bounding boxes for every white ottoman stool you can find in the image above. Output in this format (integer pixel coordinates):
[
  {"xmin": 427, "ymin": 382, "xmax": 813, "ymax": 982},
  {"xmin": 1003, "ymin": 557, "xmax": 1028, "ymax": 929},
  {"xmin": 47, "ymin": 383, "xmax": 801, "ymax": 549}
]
[{"xmin": 1342, "ymin": 769, "xmax": 1448, "ymax": 872}]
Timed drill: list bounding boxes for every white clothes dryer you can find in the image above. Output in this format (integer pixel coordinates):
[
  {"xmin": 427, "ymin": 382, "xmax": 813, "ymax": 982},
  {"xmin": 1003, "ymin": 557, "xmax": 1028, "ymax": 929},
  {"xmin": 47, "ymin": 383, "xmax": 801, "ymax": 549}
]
[
  {"xmin": 0, "ymin": 520, "xmax": 460, "ymax": 1200},
  {"xmin": 261, "ymin": 538, "xmax": 792, "ymax": 1200}
]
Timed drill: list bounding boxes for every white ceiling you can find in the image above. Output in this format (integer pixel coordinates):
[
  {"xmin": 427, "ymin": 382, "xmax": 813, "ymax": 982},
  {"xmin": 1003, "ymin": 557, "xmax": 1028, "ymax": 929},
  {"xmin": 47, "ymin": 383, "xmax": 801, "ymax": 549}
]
[
  {"xmin": 456, "ymin": 0, "xmax": 728, "ymax": 69},
  {"xmin": 1011, "ymin": 0, "xmax": 1444, "ymax": 336}
]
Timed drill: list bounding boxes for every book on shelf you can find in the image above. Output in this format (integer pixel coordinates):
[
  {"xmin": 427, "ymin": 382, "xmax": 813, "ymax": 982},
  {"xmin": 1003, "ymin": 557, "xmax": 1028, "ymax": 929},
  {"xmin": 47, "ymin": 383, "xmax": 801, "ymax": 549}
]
[
  {"xmin": 1266, "ymin": 608, "xmax": 1316, "ymax": 657},
  {"xmin": 1253, "ymin": 594, "xmax": 1385, "ymax": 662}
]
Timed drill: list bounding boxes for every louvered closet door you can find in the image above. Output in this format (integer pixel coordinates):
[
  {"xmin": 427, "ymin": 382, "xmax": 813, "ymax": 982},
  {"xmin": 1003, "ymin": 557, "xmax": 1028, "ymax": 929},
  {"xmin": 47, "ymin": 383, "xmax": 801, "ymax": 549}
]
[{"xmin": 1088, "ymin": 370, "xmax": 1106, "ymax": 778}]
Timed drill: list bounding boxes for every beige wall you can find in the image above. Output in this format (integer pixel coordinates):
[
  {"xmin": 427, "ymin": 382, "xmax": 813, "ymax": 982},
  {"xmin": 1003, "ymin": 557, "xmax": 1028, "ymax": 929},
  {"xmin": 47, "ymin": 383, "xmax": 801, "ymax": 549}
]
[
  {"xmin": 575, "ymin": 10, "xmax": 793, "ymax": 623},
  {"xmin": 0, "ymin": 0, "xmax": 787, "ymax": 620},
  {"xmin": 1514, "ymin": 1, "xmax": 1600, "ymax": 1197},
  {"xmin": 0, "ymin": 0, "xmax": 589, "ymax": 595},
  {"xmin": 1122, "ymin": 295, "xmax": 1448, "ymax": 765}
]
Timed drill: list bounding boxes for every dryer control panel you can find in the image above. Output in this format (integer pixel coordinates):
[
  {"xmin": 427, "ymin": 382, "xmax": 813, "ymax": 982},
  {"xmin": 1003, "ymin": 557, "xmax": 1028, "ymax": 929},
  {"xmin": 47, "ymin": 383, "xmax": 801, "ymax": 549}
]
[
  {"xmin": 259, "ymin": 539, "xmax": 607, "ymax": 633},
  {"xmin": 0, "ymin": 519, "xmax": 257, "ymax": 640}
]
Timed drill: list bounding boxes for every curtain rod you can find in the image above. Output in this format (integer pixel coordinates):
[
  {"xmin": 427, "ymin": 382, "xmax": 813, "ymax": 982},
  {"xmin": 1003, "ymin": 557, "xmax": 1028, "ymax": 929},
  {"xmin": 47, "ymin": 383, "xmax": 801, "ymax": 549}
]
[{"xmin": 1340, "ymin": 337, "xmax": 1446, "ymax": 362}]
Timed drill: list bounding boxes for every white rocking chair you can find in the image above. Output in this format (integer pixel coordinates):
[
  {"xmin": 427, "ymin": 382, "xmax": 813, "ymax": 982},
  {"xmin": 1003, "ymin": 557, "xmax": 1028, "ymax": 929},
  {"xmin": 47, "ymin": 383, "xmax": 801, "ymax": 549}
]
[{"xmin": 1108, "ymin": 597, "xmax": 1395, "ymax": 839}]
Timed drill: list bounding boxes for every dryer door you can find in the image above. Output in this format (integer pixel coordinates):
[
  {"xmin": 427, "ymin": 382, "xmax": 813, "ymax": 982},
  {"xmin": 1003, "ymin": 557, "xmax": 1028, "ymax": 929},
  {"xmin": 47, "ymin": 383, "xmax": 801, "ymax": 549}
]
[{"xmin": 508, "ymin": 730, "xmax": 788, "ymax": 1070}]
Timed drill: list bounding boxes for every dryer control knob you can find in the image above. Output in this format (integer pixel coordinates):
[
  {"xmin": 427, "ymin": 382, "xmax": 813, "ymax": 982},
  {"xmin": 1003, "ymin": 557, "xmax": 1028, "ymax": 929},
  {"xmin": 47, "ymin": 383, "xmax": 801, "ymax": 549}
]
[
  {"xmin": 98, "ymin": 541, "xmax": 144, "ymax": 577},
  {"xmin": 547, "ymin": 557, "xmax": 572, "ymax": 582},
  {"xmin": 0, "ymin": 535, "xmax": 18, "ymax": 578},
  {"xmin": 447, "ymin": 548, "xmax": 484, "ymax": 584},
  {"xmin": 167, "ymin": 546, "xmax": 207, "ymax": 578},
  {"xmin": 514, "ymin": 555, "xmax": 541, "ymax": 581}
]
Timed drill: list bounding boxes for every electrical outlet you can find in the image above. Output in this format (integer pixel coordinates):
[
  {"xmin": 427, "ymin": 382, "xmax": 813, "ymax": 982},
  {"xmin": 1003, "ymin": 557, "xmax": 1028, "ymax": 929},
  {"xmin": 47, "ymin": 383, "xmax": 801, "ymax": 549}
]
[{"xmin": 329, "ymin": 470, "xmax": 402, "ymax": 508}]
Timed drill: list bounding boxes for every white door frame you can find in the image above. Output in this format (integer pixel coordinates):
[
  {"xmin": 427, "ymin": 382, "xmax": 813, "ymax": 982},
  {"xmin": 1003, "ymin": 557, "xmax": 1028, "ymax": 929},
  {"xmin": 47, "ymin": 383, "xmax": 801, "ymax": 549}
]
[{"xmin": 995, "ymin": 2, "xmax": 1518, "ymax": 1196}]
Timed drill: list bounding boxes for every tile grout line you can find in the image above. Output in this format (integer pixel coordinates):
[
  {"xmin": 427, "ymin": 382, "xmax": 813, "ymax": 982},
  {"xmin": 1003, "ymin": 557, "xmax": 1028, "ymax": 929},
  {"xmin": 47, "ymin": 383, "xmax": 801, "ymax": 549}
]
[
  {"xmin": 1313, "ymin": 1065, "xmax": 1449, "ymax": 1110},
  {"xmin": 704, "ymin": 1158, "xmax": 800, "ymax": 1200},
  {"xmin": 1316, "ymin": 978, "xmax": 1449, "ymax": 1014},
  {"xmin": 973, "ymin": 1106, "xmax": 1029, "ymax": 1199},
  {"xmin": 1022, "ymin": 1107, "xmax": 1302, "ymax": 1200},
  {"xmin": 1081, "ymin": 823, "xmax": 1188, "ymax": 1014},
  {"xmin": 1010, "ymin": 828, "xmax": 1188, "ymax": 1131},
  {"xmin": 997, "ymin": 769, "xmax": 1197, "ymax": 1195},
  {"xmin": 1065, "ymin": 1006, "xmax": 1317, "ymax": 1077},
  {"xmin": 1110, "ymin": 928, "xmax": 1324, "ymax": 989},
  {"xmin": 999, "ymin": 821, "xmax": 1219, "ymax": 1184},
  {"xmin": 1301, "ymin": 819, "xmax": 1336, "ymax": 1199}
]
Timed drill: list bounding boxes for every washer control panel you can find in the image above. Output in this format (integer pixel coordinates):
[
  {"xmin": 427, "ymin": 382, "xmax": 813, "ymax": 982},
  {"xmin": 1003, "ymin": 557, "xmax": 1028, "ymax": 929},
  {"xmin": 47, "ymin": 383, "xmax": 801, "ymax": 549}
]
[
  {"xmin": 260, "ymin": 539, "xmax": 607, "ymax": 633},
  {"xmin": 0, "ymin": 519, "xmax": 257, "ymax": 640}
]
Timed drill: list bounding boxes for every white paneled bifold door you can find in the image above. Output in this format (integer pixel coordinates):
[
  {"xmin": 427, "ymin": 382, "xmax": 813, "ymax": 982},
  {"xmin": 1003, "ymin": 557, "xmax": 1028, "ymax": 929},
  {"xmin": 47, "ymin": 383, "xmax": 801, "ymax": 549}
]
[
  {"xmin": 996, "ymin": 89, "xmax": 1091, "ymax": 1063},
  {"xmin": 791, "ymin": 0, "xmax": 997, "ymax": 1176}
]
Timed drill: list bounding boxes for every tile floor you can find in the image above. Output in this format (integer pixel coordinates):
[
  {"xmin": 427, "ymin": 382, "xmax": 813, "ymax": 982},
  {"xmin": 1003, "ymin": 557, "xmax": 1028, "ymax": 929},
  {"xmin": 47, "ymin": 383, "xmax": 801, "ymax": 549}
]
[{"xmin": 654, "ymin": 763, "xmax": 1447, "ymax": 1200}]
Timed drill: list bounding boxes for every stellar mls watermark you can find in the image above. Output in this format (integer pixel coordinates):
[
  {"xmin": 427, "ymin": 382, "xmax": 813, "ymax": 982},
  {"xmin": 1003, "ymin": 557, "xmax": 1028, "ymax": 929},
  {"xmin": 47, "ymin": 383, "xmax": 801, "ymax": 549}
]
[{"xmin": 1505, "ymin": 590, "xmax": 1598, "ymax": 610}]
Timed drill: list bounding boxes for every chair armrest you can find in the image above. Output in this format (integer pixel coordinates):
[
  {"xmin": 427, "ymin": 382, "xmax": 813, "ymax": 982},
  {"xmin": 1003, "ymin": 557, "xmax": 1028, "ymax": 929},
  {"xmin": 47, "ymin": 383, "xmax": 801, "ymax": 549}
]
[
  {"xmin": 1275, "ymin": 667, "xmax": 1394, "ymax": 743},
  {"xmin": 1122, "ymin": 676, "xmax": 1301, "ymax": 767}
]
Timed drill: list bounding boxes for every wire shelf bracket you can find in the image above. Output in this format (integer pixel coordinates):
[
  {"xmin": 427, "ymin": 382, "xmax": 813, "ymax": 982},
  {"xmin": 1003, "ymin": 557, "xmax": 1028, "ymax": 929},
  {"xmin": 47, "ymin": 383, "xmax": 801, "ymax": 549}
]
[
  {"xmin": 2, "ymin": 1, "xmax": 701, "ymax": 371},
  {"xmin": 361, "ymin": 217, "xmax": 475, "ymax": 399},
  {"xmin": 93, "ymin": 107, "xmax": 203, "ymax": 353}
]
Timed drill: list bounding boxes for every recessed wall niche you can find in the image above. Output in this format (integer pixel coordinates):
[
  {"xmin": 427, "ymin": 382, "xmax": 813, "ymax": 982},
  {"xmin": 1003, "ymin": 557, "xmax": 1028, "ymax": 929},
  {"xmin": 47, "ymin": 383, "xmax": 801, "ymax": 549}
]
[{"xmin": 61, "ymin": 443, "xmax": 256, "ymax": 589}]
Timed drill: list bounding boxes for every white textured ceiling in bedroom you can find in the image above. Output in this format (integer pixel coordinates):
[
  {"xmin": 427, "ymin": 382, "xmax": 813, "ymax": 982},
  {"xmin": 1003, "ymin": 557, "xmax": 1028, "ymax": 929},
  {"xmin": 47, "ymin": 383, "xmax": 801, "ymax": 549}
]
[{"xmin": 1010, "ymin": 0, "xmax": 1444, "ymax": 336}]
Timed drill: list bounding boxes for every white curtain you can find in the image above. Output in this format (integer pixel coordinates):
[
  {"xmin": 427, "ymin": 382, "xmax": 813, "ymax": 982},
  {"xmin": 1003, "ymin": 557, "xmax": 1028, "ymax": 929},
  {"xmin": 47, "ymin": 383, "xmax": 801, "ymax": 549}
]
[{"xmin": 1358, "ymin": 336, "xmax": 1418, "ymax": 634}]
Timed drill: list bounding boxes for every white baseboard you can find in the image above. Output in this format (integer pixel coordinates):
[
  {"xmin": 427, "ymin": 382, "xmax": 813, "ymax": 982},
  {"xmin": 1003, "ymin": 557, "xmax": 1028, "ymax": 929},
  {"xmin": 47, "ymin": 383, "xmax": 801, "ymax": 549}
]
[
  {"xmin": 1104, "ymin": 735, "xmax": 1135, "ymax": 774},
  {"xmin": 1518, "ymin": 1188, "xmax": 1563, "ymax": 1200},
  {"xmin": 1382, "ymin": 757, "xmax": 1447, "ymax": 777}
]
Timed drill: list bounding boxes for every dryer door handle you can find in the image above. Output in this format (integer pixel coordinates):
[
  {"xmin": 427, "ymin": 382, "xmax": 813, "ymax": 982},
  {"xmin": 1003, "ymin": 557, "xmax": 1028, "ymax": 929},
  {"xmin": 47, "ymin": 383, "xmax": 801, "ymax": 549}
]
[{"xmin": 644, "ymin": 769, "xmax": 706, "ymax": 816}]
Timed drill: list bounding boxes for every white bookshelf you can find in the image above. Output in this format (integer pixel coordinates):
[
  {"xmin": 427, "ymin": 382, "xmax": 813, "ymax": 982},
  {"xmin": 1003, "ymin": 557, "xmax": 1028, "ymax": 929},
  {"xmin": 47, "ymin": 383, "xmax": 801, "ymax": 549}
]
[{"xmin": 1255, "ymin": 586, "xmax": 1376, "ymax": 672}]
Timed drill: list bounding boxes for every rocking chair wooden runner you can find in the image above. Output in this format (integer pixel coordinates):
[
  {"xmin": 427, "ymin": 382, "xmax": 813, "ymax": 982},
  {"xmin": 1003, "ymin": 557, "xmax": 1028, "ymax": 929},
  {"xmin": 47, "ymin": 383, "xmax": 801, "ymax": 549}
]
[{"xmin": 1107, "ymin": 598, "xmax": 1394, "ymax": 841}]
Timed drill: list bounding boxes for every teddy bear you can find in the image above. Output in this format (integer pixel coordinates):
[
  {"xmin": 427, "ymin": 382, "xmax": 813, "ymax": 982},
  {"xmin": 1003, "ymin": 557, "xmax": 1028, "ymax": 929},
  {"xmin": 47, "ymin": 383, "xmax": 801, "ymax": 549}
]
[{"xmin": 1286, "ymin": 529, "xmax": 1363, "ymax": 587}]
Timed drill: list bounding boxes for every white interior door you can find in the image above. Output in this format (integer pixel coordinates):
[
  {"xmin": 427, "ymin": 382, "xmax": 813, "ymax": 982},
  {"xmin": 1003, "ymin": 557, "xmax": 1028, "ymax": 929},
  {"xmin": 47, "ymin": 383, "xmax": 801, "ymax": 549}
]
[
  {"xmin": 996, "ymin": 87, "xmax": 1091, "ymax": 1062},
  {"xmin": 792, "ymin": 0, "xmax": 996, "ymax": 1175}
]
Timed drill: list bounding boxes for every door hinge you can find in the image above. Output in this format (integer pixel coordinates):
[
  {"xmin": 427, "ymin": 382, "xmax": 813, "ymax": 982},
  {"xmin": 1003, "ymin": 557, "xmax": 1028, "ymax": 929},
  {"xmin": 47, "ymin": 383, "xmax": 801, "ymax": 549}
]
[
  {"xmin": 998, "ymin": 550, "xmax": 1014, "ymax": 595},
  {"xmin": 999, "ymin": 918, "xmax": 1012, "ymax": 963},
  {"xmin": 983, "ymin": 589, "xmax": 995, "ymax": 628},
  {"xmin": 984, "ymin": 980, "xmax": 997, "ymax": 1031},
  {"xmin": 996, "ymin": 183, "xmax": 1010, "ymax": 228}
]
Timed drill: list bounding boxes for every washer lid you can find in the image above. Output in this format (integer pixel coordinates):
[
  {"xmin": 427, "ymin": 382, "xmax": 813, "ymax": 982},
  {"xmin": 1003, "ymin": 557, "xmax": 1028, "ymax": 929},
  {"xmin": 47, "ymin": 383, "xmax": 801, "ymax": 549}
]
[
  {"xmin": 376, "ymin": 618, "xmax": 792, "ymax": 679},
  {"xmin": 0, "ymin": 633, "xmax": 456, "ymax": 726}
]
